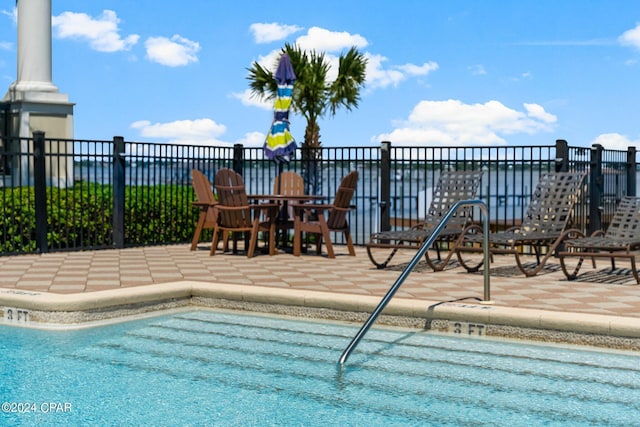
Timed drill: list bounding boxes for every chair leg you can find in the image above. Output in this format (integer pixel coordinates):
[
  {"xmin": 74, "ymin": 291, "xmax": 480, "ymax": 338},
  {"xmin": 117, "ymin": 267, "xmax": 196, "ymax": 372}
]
[
  {"xmin": 630, "ymin": 255, "xmax": 640, "ymax": 284},
  {"xmin": 247, "ymin": 224, "xmax": 259, "ymax": 258},
  {"xmin": 345, "ymin": 231, "xmax": 355, "ymax": 256},
  {"xmin": 210, "ymin": 227, "xmax": 221, "ymax": 256},
  {"xmin": 321, "ymin": 228, "xmax": 335, "ymax": 258},
  {"xmin": 191, "ymin": 212, "xmax": 206, "ymax": 250},
  {"xmin": 267, "ymin": 223, "xmax": 277, "ymax": 256}
]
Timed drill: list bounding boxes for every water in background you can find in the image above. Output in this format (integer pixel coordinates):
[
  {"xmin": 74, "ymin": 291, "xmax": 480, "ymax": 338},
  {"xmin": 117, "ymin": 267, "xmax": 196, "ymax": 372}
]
[{"xmin": 75, "ymin": 161, "xmax": 637, "ymax": 238}]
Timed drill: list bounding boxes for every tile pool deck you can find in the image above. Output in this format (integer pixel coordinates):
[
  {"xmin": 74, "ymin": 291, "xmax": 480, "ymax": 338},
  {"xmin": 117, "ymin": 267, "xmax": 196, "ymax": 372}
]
[{"xmin": 2, "ymin": 243, "xmax": 640, "ymax": 349}]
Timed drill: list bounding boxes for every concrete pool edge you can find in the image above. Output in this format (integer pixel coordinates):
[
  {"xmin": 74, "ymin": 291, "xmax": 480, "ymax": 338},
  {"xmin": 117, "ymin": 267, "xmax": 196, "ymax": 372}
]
[{"xmin": 2, "ymin": 281, "xmax": 640, "ymax": 350}]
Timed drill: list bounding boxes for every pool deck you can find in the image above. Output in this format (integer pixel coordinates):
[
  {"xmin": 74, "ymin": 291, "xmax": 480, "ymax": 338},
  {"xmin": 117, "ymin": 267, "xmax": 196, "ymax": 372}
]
[{"xmin": 2, "ymin": 243, "xmax": 640, "ymax": 349}]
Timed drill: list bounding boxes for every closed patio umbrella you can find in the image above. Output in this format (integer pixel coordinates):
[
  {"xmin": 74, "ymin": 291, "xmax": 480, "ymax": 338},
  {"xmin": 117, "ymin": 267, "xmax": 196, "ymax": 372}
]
[{"xmin": 264, "ymin": 53, "xmax": 297, "ymax": 164}]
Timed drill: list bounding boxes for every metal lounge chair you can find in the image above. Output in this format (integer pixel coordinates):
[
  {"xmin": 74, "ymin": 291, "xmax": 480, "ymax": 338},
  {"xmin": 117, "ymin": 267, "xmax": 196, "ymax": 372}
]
[
  {"xmin": 292, "ymin": 170, "xmax": 358, "ymax": 258},
  {"xmin": 559, "ymin": 196, "xmax": 640, "ymax": 284},
  {"xmin": 211, "ymin": 168, "xmax": 278, "ymax": 257},
  {"xmin": 455, "ymin": 171, "xmax": 587, "ymax": 277},
  {"xmin": 366, "ymin": 170, "xmax": 484, "ymax": 270},
  {"xmin": 190, "ymin": 169, "xmax": 219, "ymax": 251}
]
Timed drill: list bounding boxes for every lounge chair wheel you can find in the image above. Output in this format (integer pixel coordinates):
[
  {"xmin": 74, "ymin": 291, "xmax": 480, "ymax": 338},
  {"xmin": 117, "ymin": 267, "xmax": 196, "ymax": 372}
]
[
  {"xmin": 559, "ymin": 251, "xmax": 585, "ymax": 281},
  {"xmin": 455, "ymin": 224, "xmax": 486, "ymax": 272},
  {"xmin": 366, "ymin": 246, "xmax": 400, "ymax": 269}
]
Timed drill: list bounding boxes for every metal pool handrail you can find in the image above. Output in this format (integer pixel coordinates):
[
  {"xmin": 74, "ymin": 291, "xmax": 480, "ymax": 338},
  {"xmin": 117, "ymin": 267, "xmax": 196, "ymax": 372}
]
[{"xmin": 338, "ymin": 199, "xmax": 491, "ymax": 365}]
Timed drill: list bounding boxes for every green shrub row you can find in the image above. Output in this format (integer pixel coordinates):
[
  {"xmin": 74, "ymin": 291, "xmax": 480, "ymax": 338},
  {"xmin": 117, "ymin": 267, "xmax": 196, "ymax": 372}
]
[{"xmin": 0, "ymin": 184, "xmax": 199, "ymax": 254}]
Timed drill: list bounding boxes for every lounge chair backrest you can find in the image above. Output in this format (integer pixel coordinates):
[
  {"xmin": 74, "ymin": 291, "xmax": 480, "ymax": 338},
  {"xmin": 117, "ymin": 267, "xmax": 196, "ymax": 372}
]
[
  {"xmin": 327, "ymin": 170, "xmax": 359, "ymax": 229},
  {"xmin": 605, "ymin": 196, "xmax": 640, "ymax": 240},
  {"xmin": 519, "ymin": 171, "xmax": 586, "ymax": 236},
  {"xmin": 273, "ymin": 171, "xmax": 304, "ymax": 196},
  {"xmin": 425, "ymin": 170, "xmax": 484, "ymax": 228},
  {"xmin": 214, "ymin": 168, "xmax": 252, "ymax": 228}
]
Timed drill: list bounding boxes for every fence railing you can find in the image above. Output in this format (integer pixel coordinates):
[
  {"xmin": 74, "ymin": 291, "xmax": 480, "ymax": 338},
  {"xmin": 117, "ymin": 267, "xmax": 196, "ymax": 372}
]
[{"xmin": 0, "ymin": 133, "xmax": 637, "ymax": 255}]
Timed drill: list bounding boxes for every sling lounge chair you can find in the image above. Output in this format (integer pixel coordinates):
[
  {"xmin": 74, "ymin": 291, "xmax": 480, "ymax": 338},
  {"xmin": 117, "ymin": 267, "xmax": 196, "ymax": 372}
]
[
  {"xmin": 559, "ymin": 196, "xmax": 640, "ymax": 284},
  {"xmin": 455, "ymin": 171, "xmax": 586, "ymax": 277},
  {"xmin": 366, "ymin": 170, "xmax": 484, "ymax": 270}
]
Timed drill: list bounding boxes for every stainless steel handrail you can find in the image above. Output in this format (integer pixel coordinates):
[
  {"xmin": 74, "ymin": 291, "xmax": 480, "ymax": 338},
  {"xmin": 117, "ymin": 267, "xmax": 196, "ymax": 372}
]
[{"xmin": 338, "ymin": 199, "xmax": 490, "ymax": 365}]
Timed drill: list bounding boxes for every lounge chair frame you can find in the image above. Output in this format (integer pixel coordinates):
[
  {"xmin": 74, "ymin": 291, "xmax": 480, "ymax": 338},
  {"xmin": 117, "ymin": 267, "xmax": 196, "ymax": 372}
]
[
  {"xmin": 366, "ymin": 170, "xmax": 484, "ymax": 270},
  {"xmin": 559, "ymin": 196, "xmax": 640, "ymax": 284},
  {"xmin": 455, "ymin": 171, "xmax": 586, "ymax": 277}
]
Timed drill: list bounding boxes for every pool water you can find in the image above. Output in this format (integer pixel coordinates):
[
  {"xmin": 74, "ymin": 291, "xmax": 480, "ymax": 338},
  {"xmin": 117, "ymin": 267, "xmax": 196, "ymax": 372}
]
[{"xmin": 1, "ymin": 309, "xmax": 640, "ymax": 426}]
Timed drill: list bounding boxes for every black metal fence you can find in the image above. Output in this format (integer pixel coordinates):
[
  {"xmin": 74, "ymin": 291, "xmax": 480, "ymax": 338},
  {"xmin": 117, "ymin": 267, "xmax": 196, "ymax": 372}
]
[{"xmin": 0, "ymin": 133, "xmax": 636, "ymax": 255}]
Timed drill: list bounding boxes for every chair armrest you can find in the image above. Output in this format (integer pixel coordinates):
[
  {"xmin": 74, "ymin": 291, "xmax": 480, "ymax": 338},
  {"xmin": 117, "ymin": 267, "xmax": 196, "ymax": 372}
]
[
  {"xmin": 291, "ymin": 202, "xmax": 334, "ymax": 211},
  {"xmin": 192, "ymin": 201, "xmax": 217, "ymax": 208}
]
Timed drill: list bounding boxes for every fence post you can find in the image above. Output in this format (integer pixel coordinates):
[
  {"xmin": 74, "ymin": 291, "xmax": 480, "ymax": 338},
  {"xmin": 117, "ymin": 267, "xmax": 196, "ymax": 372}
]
[
  {"xmin": 33, "ymin": 131, "xmax": 48, "ymax": 253},
  {"xmin": 233, "ymin": 143, "xmax": 244, "ymax": 175},
  {"xmin": 555, "ymin": 139, "xmax": 569, "ymax": 172},
  {"xmin": 113, "ymin": 136, "xmax": 125, "ymax": 248},
  {"xmin": 589, "ymin": 144, "xmax": 604, "ymax": 234},
  {"xmin": 627, "ymin": 146, "xmax": 637, "ymax": 197},
  {"xmin": 380, "ymin": 141, "xmax": 391, "ymax": 232}
]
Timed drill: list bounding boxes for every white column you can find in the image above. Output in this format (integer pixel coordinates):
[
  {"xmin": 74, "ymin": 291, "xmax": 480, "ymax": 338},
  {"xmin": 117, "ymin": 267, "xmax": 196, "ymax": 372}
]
[{"xmin": 14, "ymin": 0, "xmax": 58, "ymax": 93}]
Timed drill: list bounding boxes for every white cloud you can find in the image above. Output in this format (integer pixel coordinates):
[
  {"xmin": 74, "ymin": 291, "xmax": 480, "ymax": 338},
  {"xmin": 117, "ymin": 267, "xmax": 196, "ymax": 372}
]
[
  {"xmin": 295, "ymin": 27, "xmax": 368, "ymax": 52},
  {"xmin": 232, "ymin": 89, "xmax": 272, "ymax": 110},
  {"xmin": 366, "ymin": 53, "xmax": 438, "ymax": 89},
  {"xmin": 243, "ymin": 25, "xmax": 438, "ymax": 105},
  {"xmin": 250, "ymin": 23, "xmax": 302, "ymax": 44},
  {"xmin": 524, "ymin": 103, "xmax": 557, "ymax": 124},
  {"xmin": 591, "ymin": 133, "xmax": 639, "ymax": 150},
  {"xmin": 468, "ymin": 64, "xmax": 486, "ymax": 75},
  {"xmin": 52, "ymin": 10, "xmax": 139, "ymax": 52},
  {"xmin": 236, "ymin": 131, "xmax": 266, "ymax": 148},
  {"xmin": 619, "ymin": 23, "xmax": 640, "ymax": 50},
  {"xmin": 1, "ymin": 7, "xmax": 16, "ymax": 24},
  {"xmin": 145, "ymin": 35, "xmax": 200, "ymax": 67},
  {"xmin": 376, "ymin": 99, "xmax": 557, "ymax": 146},
  {"xmin": 0, "ymin": 41, "xmax": 12, "ymax": 51},
  {"xmin": 397, "ymin": 62, "xmax": 439, "ymax": 76},
  {"xmin": 130, "ymin": 118, "xmax": 228, "ymax": 145}
]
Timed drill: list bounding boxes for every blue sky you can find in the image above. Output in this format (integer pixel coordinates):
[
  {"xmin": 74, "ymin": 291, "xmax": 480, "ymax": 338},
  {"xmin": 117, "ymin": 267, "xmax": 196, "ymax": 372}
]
[{"xmin": 1, "ymin": 1, "xmax": 640, "ymax": 150}]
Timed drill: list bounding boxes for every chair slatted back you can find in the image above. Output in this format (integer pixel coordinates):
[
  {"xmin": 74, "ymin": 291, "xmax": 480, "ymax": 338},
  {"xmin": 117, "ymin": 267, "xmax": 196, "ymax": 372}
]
[
  {"xmin": 606, "ymin": 196, "xmax": 640, "ymax": 240},
  {"xmin": 327, "ymin": 170, "xmax": 359, "ymax": 229},
  {"xmin": 425, "ymin": 171, "xmax": 484, "ymax": 230},
  {"xmin": 214, "ymin": 168, "xmax": 252, "ymax": 228},
  {"xmin": 273, "ymin": 171, "xmax": 304, "ymax": 196},
  {"xmin": 191, "ymin": 170, "xmax": 216, "ymax": 204},
  {"xmin": 519, "ymin": 172, "xmax": 586, "ymax": 236},
  {"xmin": 191, "ymin": 169, "xmax": 217, "ymax": 223}
]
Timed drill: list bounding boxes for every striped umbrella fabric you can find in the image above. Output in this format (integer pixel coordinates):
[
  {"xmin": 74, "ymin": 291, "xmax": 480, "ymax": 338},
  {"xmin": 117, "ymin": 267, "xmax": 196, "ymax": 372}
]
[{"xmin": 264, "ymin": 54, "xmax": 297, "ymax": 163}]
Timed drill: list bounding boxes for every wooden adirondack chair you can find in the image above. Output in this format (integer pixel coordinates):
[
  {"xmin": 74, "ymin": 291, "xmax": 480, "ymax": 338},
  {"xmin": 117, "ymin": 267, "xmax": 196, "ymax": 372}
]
[
  {"xmin": 211, "ymin": 168, "xmax": 278, "ymax": 257},
  {"xmin": 292, "ymin": 170, "xmax": 358, "ymax": 258},
  {"xmin": 190, "ymin": 169, "xmax": 219, "ymax": 251},
  {"xmin": 272, "ymin": 171, "xmax": 305, "ymax": 237}
]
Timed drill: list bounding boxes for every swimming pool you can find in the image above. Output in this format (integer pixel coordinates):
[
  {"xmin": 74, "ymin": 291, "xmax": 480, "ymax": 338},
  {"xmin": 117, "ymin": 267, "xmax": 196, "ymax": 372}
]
[{"xmin": 2, "ymin": 309, "xmax": 640, "ymax": 426}]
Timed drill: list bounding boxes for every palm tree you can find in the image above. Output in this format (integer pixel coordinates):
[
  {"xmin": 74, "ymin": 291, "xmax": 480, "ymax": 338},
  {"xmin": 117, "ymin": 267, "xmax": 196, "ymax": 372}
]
[{"xmin": 247, "ymin": 43, "xmax": 367, "ymax": 194}]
